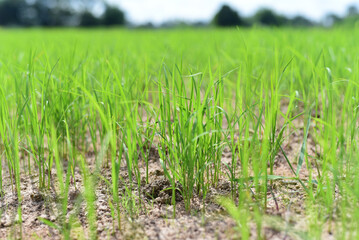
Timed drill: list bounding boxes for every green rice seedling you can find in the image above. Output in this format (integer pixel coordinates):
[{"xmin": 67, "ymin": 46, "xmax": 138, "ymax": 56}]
[
  {"xmin": 0, "ymin": 88, "xmax": 7, "ymax": 195},
  {"xmin": 107, "ymin": 59, "xmax": 144, "ymax": 219},
  {"xmin": 79, "ymin": 155, "xmax": 98, "ymax": 240},
  {"xmin": 47, "ymin": 123, "xmax": 72, "ymax": 239},
  {"xmin": 218, "ymin": 193, "xmax": 253, "ymax": 240},
  {"xmin": 25, "ymin": 51, "xmax": 49, "ymax": 189},
  {"xmin": 0, "ymin": 87, "xmax": 14, "ymax": 189},
  {"xmin": 0, "ymin": 151, "xmax": 3, "ymax": 196},
  {"xmin": 156, "ymin": 64, "xmax": 226, "ymax": 212},
  {"xmin": 79, "ymin": 85, "xmax": 123, "ymax": 228},
  {"xmin": 0, "ymin": 86, "xmax": 23, "ymax": 237},
  {"xmin": 137, "ymin": 116, "xmax": 157, "ymax": 184}
]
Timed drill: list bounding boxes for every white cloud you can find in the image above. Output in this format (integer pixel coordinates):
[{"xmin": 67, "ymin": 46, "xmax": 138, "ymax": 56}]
[{"xmin": 107, "ymin": 0, "xmax": 358, "ymax": 24}]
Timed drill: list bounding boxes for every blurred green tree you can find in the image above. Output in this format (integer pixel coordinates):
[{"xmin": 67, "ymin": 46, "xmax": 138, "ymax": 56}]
[
  {"xmin": 324, "ymin": 13, "xmax": 342, "ymax": 27},
  {"xmin": 102, "ymin": 5, "xmax": 125, "ymax": 26},
  {"xmin": 347, "ymin": 5, "xmax": 358, "ymax": 17},
  {"xmin": 80, "ymin": 11, "xmax": 100, "ymax": 27},
  {"xmin": 213, "ymin": 4, "xmax": 245, "ymax": 27},
  {"xmin": 0, "ymin": 0, "xmax": 25, "ymax": 25},
  {"xmin": 253, "ymin": 8, "xmax": 288, "ymax": 26},
  {"xmin": 290, "ymin": 15, "xmax": 314, "ymax": 27}
]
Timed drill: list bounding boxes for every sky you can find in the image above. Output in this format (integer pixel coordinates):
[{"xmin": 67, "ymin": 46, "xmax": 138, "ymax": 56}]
[{"xmin": 107, "ymin": 0, "xmax": 358, "ymax": 24}]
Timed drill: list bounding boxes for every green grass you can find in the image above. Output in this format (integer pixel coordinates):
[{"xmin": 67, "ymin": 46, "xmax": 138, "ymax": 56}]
[{"xmin": 0, "ymin": 28, "xmax": 358, "ymax": 239}]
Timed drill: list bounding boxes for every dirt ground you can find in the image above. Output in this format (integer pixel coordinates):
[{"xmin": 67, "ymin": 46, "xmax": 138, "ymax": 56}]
[{"xmin": 0, "ymin": 114, "xmax": 334, "ymax": 240}]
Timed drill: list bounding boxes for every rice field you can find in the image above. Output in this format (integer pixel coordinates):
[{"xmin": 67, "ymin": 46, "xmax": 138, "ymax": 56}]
[{"xmin": 0, "ymin": 28, "xmax": 359, "ymax": 239}]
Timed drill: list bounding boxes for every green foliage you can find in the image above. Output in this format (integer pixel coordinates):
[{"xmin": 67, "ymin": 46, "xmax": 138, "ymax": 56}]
[
  {"xmin": 252, "ymin": 8, "xmax": 289, "ymax": 26},
  {"xmin": 102, "ymin": 5, "xmax": 125, "ymax": 26},
  {"xmin": 0, "ymin": 0, "xmax": 126, "ymax": 27},
  {"xmin": 212, "ymin": 4, "xmax": 245, "ymax": 27},
  {"xmin": 80, "ymin": 11, "xmax": 100, "ymax": 27}
]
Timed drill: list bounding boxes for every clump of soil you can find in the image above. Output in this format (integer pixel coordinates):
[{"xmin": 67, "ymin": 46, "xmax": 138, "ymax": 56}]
[{"xmin": 143, "ymin": 176, "xmax": 183, "ymax": 204}]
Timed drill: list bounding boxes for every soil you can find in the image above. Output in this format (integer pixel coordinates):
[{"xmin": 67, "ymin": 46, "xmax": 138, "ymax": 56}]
[{"xmin": 0, "ymin": 114, "xmax": 334, "ymax": 240}]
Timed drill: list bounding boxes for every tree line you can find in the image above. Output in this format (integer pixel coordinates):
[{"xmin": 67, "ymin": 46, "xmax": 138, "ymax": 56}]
[
  {"xmin": 0, "ymin": 0, "xmax": 125, "ymax": 27},
  {"xmin": 0, "ymin": 0, "xmax": 358, "ymax": 28},
  {"xmin": 213, "ymin": 4, "xmax": 359, "ymax": 28}
]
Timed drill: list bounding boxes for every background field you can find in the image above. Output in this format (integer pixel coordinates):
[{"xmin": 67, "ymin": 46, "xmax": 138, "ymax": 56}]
[{"xmin": 0, "ymin": 28, "xmax": 359, "ymax": 239}]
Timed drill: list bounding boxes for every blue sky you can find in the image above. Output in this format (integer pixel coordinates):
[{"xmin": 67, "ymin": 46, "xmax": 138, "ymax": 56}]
[{"xmin": 107, "ymin": 0, "xmax": 358, "ymax": 24}]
